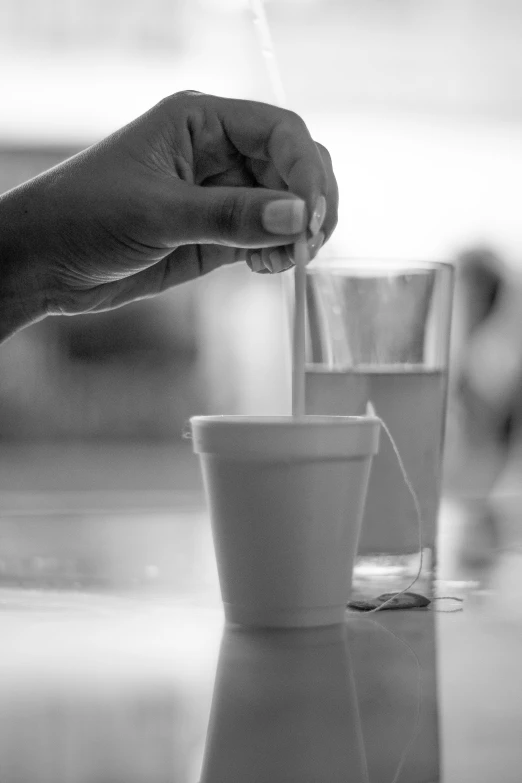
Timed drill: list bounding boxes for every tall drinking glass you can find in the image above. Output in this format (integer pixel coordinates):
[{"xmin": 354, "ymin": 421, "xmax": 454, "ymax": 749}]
[{"xmin": 303, "ymin": 260, "xmax": 454, "ymax": 599}]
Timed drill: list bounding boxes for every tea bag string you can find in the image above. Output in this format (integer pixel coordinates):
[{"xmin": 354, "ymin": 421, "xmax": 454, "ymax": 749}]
[
  {"xmin": 364, "ymin": 616, "xmax": 423, "ymax": 783},
  {"xmin": 366, "ymin": 402, "xmax": 463, "ymax": 614}
]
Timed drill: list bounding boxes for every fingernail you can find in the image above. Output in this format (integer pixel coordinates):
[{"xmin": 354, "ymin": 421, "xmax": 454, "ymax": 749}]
[
  {"xmin": 269, "ymin": 249, "xmax": 286, "ymax": 273},
  {"xmin": 261, "ymin": 249, "xmax": 273, "ymax": 272},
  {"xmin": 307, "ymin": 230, "xmax": 325, "ymax": 260},
  {"xmin": 309, "ymin": 195, "xmax": 326, "ymax": 235},
  {"xmin": 262, "ymin": 199, "xmax": 306, "ymax": 235},
  {"xmin": 250, "ymin": 252, "xmax": 263, "ymax": 272}
]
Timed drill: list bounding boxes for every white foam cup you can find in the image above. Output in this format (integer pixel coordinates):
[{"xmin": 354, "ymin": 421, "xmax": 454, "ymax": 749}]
[{"xmin": 191, "ymin": 415, "xmax": 380, "ymax": 628}]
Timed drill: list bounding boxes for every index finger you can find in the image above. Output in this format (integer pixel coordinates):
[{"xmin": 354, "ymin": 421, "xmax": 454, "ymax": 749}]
[{"xmin": 214, "ymin": 97, "xmax": 330, "ymax": 227}]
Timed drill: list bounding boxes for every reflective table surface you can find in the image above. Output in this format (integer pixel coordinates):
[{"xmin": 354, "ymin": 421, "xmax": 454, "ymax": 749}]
[
  {"xmin": 0, "ymin": 446, "xmax": 521, "ymax": 782},
  {"xmin": 1, "ymin": 581, "xmax": 521, "ymax": 783}
]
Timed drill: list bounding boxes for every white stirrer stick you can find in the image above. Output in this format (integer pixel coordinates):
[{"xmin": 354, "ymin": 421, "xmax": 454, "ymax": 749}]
[
  {"xmin": 291, "ymin": 239, "xmax": 308, "ymax": 417},
  {"xmin": 251, "ymin": 0, "xmax": 309, "ymax": 418}
]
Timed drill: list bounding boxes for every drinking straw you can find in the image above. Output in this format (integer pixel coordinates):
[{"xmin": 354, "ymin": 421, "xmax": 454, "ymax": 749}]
[{"xmin": 251, "ymin": 0, "xmax": 309, "ymax": 418}]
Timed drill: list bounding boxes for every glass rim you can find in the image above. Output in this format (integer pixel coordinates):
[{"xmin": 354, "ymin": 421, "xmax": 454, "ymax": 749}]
[{"xmin": 306, "ymin": 257, "xmax": 454, "ymax": 276}]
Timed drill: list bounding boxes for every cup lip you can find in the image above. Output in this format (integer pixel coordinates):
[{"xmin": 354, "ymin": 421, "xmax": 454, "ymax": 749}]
[
  {"xmin": 307, "ymin": 257, "xmax": 453, "ymax": 275},
  {"xmin": 190, "ymin": 414, "xmax": 380, "ymax": 426}
]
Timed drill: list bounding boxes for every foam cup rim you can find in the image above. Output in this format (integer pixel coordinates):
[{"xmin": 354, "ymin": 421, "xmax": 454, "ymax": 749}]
[{"xmin": 190, "ymin": 414, "xmax": 380, "ymax": 427}]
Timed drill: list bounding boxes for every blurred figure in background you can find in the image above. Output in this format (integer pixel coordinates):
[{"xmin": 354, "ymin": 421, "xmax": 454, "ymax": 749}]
[{"xmin": 452, "ymin": 247, "xmax": 522, "ymax": 576}]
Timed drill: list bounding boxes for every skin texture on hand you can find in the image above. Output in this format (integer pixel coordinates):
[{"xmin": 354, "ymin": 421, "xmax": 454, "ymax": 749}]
[{"xmin": 0, "ymin": 91, "xmax": 338, "ymax": 341}]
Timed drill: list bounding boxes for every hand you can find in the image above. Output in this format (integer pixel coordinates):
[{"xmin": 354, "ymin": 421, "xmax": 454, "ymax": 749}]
[{"xmin": 0, "ymin": 91, "xmax": 338, "ymax": 338}]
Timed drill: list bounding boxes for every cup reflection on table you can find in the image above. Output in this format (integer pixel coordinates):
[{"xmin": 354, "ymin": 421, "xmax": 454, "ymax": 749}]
[
  {"xmin": 199, "ymin": 623, "xmax": 369, "ymax": 783},
  {"xmin": 303, "ymin": 260, "xmax": 454, "ymax": 598},
  {"xmin": 199, "ymin": 613, "xmax": 439, "ymax": 783}
]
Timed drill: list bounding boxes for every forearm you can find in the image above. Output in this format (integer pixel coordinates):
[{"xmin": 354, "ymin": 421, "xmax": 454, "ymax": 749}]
[{"xmin": 0, "ymin": 181, "xmax": 49, "ymax": 343}]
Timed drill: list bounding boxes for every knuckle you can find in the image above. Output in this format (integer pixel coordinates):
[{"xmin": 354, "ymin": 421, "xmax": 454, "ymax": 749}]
[
  {"xmin": 155, "ymin": 94, "xmax": 178, "ymax": 113},
  {"xmin": 213, "ymin": 194, "xmax": 244, "ymax": 239},
  {"xmin": 156, "ymin": 90, "xmax": 206, "ymax": 113},
  {"xmin": 174, "ymin": 89, "xmax": 206, "ymax": 101},
  {"xmin": 282, "ymin": 108, "xmax": 308, "ymax": 134}
]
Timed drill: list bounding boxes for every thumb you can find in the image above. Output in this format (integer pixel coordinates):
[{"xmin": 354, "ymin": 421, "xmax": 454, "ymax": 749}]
[{"xmin": 171, "ymin": 185, "xmax": 308, "ymax": 247}]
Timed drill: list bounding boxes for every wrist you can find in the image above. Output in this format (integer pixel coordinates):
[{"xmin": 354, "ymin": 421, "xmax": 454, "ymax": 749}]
[{"xmin": 0, "ymin": 183, "xmax": 48, "ymax": 343}]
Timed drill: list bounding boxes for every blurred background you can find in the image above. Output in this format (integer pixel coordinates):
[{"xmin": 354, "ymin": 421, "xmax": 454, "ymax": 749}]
[{"xmin": 2, "ymin": 0, "xmax": 522, "ymax": 586}]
